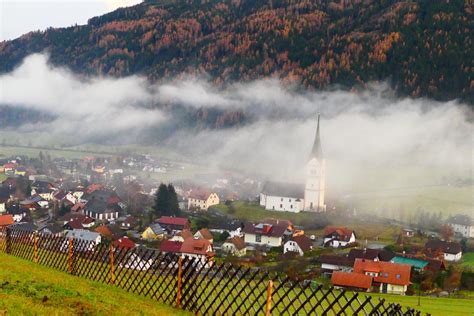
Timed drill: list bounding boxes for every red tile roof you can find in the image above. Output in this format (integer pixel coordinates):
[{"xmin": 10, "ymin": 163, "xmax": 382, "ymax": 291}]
[
  {"xmin": 113, "ymin": 237, "xmax": 136, "ymax": 249},
  {"xmin": 181, "ymin": 237, "xmax": 214, "ymax": 256},
  {"xmin": 324, "ymin": 226, "xmax": 355, "ymax": 241},
  {"xmin": 158, "ymin": 216, "xmax": 189, "ymax": 227},
  {"xmin": 225, "ymin": 236, "xmax": 246, "ymax": 250},
  {"xmin": 292, "ymin": 235, "xmax": 313, "ymax": 252},
  {"xmin": 197, "ymin": 228, "xmax": 213, "ymax": 241},
  {"xmin": 331, "ymin": 271, "xmax": 373, "ymax": 290},
  {"xmin": 160, "ymin": 240, "xmax": 183, "ymax": 253},
  {"xmin": 0, "ymin": 214, "xmax": 14, "ymax": 226},
  {"xmin": 353, "ymin": 259, "xmax": 411, "ymax": 286}
]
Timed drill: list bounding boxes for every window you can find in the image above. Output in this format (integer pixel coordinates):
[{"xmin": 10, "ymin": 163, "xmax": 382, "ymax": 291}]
[
  {"xmin": 281, "ymin": 198, "xmax": 283, "ymax": 202},
  {"xmin": 384, "ymin": 273, "xmax": 389, "ymax": 278},
  {"xmin": 280, "ymin": 204, "xmax": 283, "ymax": 208},
  {"xmin": 290, "ymin": 205, "xmax": 293, "ymax": 209},
  {"xmin": 256, "ymin": 234, "xmax": 261, "ymax": 242},
  {"xmin": 289, "ymin": 199, "xmax": 291, "ymax": 202},
  {"xmin": 396, "ymin": 274, "xmax": 400, "ymax": 279}
]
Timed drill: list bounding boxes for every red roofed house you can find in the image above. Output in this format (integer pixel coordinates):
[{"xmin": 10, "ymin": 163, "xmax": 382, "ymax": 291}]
[
  {"xmin": 355, "ymin": 259, "xmax": 411, "ymax": 295},
  {"xmin": 180, "ymin": 237, "xmax": 215, "ymax": 266},
  {"xmin": 160, "ymin": 240, "xmax": 184, "ymax": 254},
  {"xmin": 113, "ymin": 237, "xmax": 136, "ymax": 250},
  {"xmin": 283, "ymin": 235, "xmax": 313, "ymax": 256},
  {"xmin": 331, "ymin": 271, "xmax": 373, "ymax": 291},
  {"xmin": 323, "ymin": 226, "xmax": 356, "ymax": 248},
  {"xmin": 244, "ymin": 222, "xmax": 288, "ymax": 248},
  {"xmin": 0, "ymin": 214, "xmax": 14, "ymax": 227},
  {"xmin": 157, "ymin": 216, "xmax": 190, "ymax": 232},
  {"xmin": 187, "ymin": 190, "xmax": 219, "ymax": 211},
  {"xmin": 194, "ymin": 228, "xmax": 214, "ymax": 243}
]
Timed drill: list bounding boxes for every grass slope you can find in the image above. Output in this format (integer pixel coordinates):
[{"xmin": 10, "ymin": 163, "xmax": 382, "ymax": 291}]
[{"xmin": 0, "ymin": 253, "xmax": 189, "ymax": 316}]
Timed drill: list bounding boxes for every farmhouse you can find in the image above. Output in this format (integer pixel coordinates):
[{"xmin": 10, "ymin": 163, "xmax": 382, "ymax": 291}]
[
  {"xmin": 243, "ymin": 222, "xmax": 288, "ymax": 248},
  {"xmin": 157, "ymin": 216, "xmax": 190, "ymax": 232},
  {"xmin": 194, "ymin": 228, "xmax": 214, "ymax": 243},
  {"xmin": 187, "ymin": 191, "xmax": 220, "ymax": 211},
  {"xmin": 222, "ymin": 236, "xmax": 246, "ymax": 257},
  {"xmin": 447, "ymin": 214, "xmax": 474, "ymax": 238},
  {"xmin": 424, "ymin": 239, "xmax": 463, "ymax": 262},
  {"xmin": 141, "ymin": 224, "xmax": 167, "ymax": 240},
  {"xmin": 283, "ymin": 235, "xmax": 313, "ymax": 256},
  {"xmin": 323, "ymin": 226, "xmax": 356, "ymax": 248}
]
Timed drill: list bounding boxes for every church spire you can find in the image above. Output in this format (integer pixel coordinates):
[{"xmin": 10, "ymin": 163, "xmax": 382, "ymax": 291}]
[{"xmin": 311, "ymin": 113, "xmax": 323, "ymax": 159}]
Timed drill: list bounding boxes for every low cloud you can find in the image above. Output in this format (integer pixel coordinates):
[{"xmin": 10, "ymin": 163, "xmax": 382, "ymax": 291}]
[{"xmin": 1, "ymin": 54, "xmax": 472, "ymax": 196}]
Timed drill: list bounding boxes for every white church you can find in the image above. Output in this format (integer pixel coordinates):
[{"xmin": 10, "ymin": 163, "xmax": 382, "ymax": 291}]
[{"xmin": 259, "ymin": 114, "xmax": 326, "ymax": 213}]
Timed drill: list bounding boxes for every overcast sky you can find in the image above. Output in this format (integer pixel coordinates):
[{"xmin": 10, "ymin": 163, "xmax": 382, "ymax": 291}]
[{"xmin": 0, "ymin": 0, "xmax": 142, "ymax": 41}]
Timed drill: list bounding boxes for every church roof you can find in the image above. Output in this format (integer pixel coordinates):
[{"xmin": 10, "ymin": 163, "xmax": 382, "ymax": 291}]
[
  {"xmin": 261, "ymin": 182, "xmax": 304, "ymax": 199},
  {"xmin": 310, "ymin": 114, "xmax": 323, "ymax": 160}
]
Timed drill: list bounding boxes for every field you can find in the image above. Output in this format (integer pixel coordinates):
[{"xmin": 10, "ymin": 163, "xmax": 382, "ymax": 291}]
[
  {"xmin": 0, "ymin": 252, "xmax": 189, "ymax": 315},
  {"xmin": 461, "ymin": 252, "xmax": 474, "ymax": 269}
]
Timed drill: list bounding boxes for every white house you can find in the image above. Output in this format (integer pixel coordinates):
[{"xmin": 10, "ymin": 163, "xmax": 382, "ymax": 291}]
[
  {"xmin": 222, "ymin": 236, "xmax": 246, "ymax": 257},
  {"xmin": 425, "ymin": 239, "xmax": 463, "ymax": 262},
  {"xmin": 283, "ymin": 235, "xmax": 313, "ymax": 256},
  {"xmin": 447, "ymin": 214, "xmax": 474, "ymax": 238},
  {"xmin": 243, "ymin": 222, "xmax": 288, "ymax": 248},
  {"xmin": 260, "ymin": 114, "xmax": 326, "ymax": 213},
  {"xmin": 63, "ymin": 229, "xmax": 101, "ymax": 252},
  {"xmin": 323, "ymin": 227, "xmax": 356, "ymax": 248}
]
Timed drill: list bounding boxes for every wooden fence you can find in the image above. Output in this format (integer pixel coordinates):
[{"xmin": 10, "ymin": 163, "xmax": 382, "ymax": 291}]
[{"xmin": 0, "ymin": 226, "xmax": 429, "ymax": 315}]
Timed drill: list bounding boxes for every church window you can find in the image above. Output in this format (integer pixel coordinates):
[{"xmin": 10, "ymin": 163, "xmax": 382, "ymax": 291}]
[
  {"xmin": 290, "ymin": 205, "xmax": 293, "ymax": 209},
  {"xmin": 280, "ymin": 204, "xmax": 282, "ymax": 208}
]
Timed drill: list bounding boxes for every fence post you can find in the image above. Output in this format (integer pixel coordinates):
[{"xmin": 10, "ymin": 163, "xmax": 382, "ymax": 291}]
[
  {"xmin": 5, "ymin": 227, "xmax": 11, "ymax": 254},
  {"xmin": 68, "ymin": 238, "xmax": 74, "ymax": 274},
  {"xmin": 110, "ymin": 244, "xmax": 115, "ymax": 285},
  {"xmin": 176, "ymin": 256, "xmax": 183, "ymax": 309},
  {"xmin": 265, "ymin": 280, "xmax": 273, "ymax": 316},
  {"xmin": 33, "ymin": 232, "xmax": 39, "ymax": 263}
]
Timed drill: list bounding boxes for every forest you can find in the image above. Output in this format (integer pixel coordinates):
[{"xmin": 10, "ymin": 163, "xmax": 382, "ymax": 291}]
[{"xmin": 0, "ymin": 0, "xmax": 471, "ymax": 105}]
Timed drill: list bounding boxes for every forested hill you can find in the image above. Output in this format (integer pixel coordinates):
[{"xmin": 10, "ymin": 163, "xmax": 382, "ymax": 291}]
[{"xmin": 0, "ymin": 0, "xmax": 472, "ymax": 104}]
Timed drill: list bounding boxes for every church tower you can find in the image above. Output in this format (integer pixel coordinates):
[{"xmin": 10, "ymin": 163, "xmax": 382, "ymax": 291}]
[{"xmin": 304, "ymin": 114, "xmax": 326, "ymax": 212}]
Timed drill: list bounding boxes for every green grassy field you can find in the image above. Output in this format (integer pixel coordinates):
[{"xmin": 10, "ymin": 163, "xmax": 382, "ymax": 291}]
[
  {"xmin": 0, "ymin": 252, "xmax": 190, "ymax": 316},
  {"xmin": 461, "ymin": 252, "xmax": 474, "ymax": 270}
]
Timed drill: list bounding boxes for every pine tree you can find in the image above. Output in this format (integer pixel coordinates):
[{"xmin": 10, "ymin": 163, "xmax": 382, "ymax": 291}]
[
  {"xmin": 153, "ymin": 183, "xmax": 169, "ymax": 217},
  {"xmin": 167, "ymin": 184, "xmax": 180, "ymax": 216}
]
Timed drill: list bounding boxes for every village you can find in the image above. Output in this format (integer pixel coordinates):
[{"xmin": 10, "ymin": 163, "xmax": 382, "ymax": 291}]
[{"xmin": 0, "ymin": 142, "xmax": 472, "ymax": 299}]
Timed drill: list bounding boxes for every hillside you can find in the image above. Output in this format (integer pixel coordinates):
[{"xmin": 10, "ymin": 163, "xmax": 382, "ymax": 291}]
[
  {"xmin": 0, "ymin": 252, "xmax": 189, "ymax": 315},
  {"xmin": 0, "ymin": 0, "xmax": 472, "ymax": 104}
]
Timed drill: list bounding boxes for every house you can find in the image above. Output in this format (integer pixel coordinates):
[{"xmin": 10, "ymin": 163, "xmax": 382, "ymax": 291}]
[
  {"xmin": 6, "ymin": 204, "xmax": 28, "ymax": 222},
  {"xmin": 283, "ymin": 235, "xmax": 313, "ymax": 256},
  {"xmin": 160, "ymin": 240, "xmax": 183, "ymax": 254},
  {"xmin": 3, "ymin": 163, "xmax": 16, "ymax": 176},
  {"xmin": 348, "ymin": 248, "xmax": 394, "ymax": 263},
  {"xmin": 31, "ymin": 180, "xmax": 57, "ymax": 201},
  {"xmin": 319, "ymin": 255, "xmax": 353, "ymax": 274},
  {"xmin": 353, "ymin": 259, "xmax": 412, "ymax": 295},
  {"xmin": 323, "ymin": 226, "xmax": 356, "ymax": 248},
  {"xmin": 331, "ymin": 271, "xmax": 373, "ymax": 291},
  {"xmin": 95, "ymin": 224, "xmax": 123, "ymax": 240},
  {"xmin": 84, "ymin": 199, "xmax": 122, "ymax": 221},
  {"xmin": 222, "ymin": 236, "xmax": 246, "ymax": 257},
  {"xmin": 0, "ymin": 187, "xmax": 12, "ymax": 213},
  {"xmin": 157, "ymin": 216, "xmax": 190, "ymax": 233},
  {"xmin": 14, "ymin": 167, "xmax": 27, "ymax": 176},
  {"xmin": 122, "ymin": 249, "xmax": 155, "ymax": 270},
  {"xmin": 63, "ymin": 229, "xmax": 101, "ymax": 252},
  {"xmin": 20, "ymin": 195, "xmax": 49, "ymax": 210},
  {"xmin": 62, "ymin": 214, "xmax": 95, "ymax": 230},
  {"xmin": 243, "ymin": 222, "xmax": 288, "ymax": 248},
  {"xmin": 40, "ymin": 223, "xmax": 64, "ymax": 237},
  {"xmin": 180, "ymin": 237, "xmax": 215, "ymax": 266},
  {"xmin": 170, "ymin": 229, "xmax": 193, "ymax": 242},
  {"xmin": 0, "ymin": 214, "xmax": 14, "ymax": 227},
  {"xmin": 194, "ymin": 228, "xmax": 214, "ymax": 243},
  {"xmin": 447, "ymin": 214, "xmax": 474, "ymax": 238},
  {"xmin": 402, "ymin": 228, "xmax": 415, "ymax": 238},
  {"xmin": 113, "ymin": 237, "xmax": 136, "ymax": 250},
  {"xmin": 424, "ymin": 239, "xmax": 463, "ymax": 262},
  {"xmin": 120, "ymin": 215, "xmax": 138, "ymax": 230},
  {"xmin": 141, "ymin": 224, "xmax": 167, "ymax": 240},
  {"xmin": 187, "ymin": 191, "xmax": 220, "ymax": 211}
]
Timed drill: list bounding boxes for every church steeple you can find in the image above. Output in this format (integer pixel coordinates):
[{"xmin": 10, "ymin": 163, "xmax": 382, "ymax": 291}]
[{"xmin": 311, "ymin": 113, "xmax": 323, "ymax": 160}]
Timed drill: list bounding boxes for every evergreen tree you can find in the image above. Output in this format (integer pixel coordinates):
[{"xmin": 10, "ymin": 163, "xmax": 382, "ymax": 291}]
[
  {"xmin": 153, "ymin": 183, "xmax": 169, "ymax": 217},
  {"xmin": 167, "ymin": 184, "xmax": 180, "ymax": 216}
]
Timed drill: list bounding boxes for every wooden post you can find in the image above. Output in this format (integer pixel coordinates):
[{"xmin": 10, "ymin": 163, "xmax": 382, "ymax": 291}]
[
  {"xmin": 33, "ymin": 233, "xmax": 39, "ymax": 263},
  {"xmin": 68, "ymin": 238, "xmax": 73, "ymax": 274},
  {"xmin": 110, "ymin": 244, "xmax": 115, "ymax": 285},
  {"xmin": 176, "ymin": 256, "xmax": 183, "ymax": 309},
  {"xmin": 265, "ymin": 280, "xmax": 273, "ymax": 316},
  {"xmin": 5, "ymin": 227, "xmax": 11, "ymax": 254}
]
